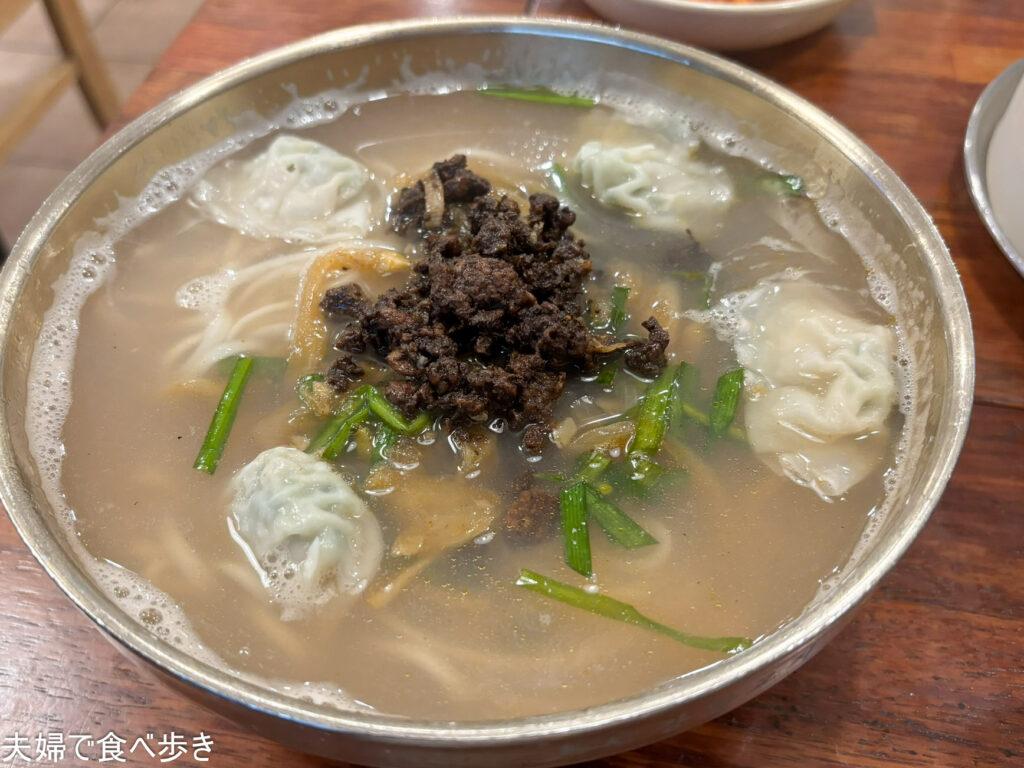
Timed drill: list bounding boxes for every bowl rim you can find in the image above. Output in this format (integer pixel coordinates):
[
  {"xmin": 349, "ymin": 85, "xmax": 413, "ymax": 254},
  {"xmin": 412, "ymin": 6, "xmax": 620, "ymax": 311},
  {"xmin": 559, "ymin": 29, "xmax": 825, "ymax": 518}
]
[
  {"xmin": 0, "ymin": 15, "xmax": 974, "ymax": 749},
  {"xmin": 588, "ymin": 0, "xmax": 851, "ymax": 16}
]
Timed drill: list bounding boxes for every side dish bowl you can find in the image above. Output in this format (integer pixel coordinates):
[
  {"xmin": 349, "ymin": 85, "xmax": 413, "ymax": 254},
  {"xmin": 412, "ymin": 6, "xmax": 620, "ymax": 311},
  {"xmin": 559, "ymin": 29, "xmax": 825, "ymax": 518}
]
[
  {"xmin": 0, "ymin": 17, "xmax": 973, "ymax": 768},
  {"xmin": 583, "ymin": 0, "xmax": 855, "ymax": 50},
  {"xmin": 964, "ymin": 58, "xmax": 1024, "ymax": 279}
]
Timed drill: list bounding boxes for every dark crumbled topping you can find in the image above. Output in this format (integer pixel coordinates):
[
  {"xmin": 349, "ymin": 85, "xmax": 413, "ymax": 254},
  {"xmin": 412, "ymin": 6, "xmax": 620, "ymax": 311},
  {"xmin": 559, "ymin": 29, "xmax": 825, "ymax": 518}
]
[
  {"xmin": 624, "ymin": 317, "xmax": 670, "ymax": 379},
  {"xmin": 504, "ymin": 486, "xmax": 560, "ymax": 543},
  {"xmin": 322, "ymin": 155, "xmax": 670, "ymax": 447}
]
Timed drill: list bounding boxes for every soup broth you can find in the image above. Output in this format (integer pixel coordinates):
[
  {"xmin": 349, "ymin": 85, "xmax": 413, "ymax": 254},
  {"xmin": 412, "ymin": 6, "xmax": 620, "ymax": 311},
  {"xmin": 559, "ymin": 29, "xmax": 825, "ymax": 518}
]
[{"xmin": 36, "ymin": 89, "xmax": 904, "ymax": 720}]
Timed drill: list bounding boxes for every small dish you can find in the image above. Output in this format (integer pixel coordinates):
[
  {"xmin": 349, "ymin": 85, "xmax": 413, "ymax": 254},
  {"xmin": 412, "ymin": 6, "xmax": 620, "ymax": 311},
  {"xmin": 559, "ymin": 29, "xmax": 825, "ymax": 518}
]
[
  {"xmin": 583, "ymin": 0, "xmax": 854, "ymax": 51},
  {"xmin": 964, "ymin": 58, "xmax": 1024, "ymax": 279}
]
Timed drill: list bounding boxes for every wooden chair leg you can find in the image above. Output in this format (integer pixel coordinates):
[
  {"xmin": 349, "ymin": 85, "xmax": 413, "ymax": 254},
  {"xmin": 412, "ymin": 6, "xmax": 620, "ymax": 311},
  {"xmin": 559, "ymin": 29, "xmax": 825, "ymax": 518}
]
[{"xmin": 41, "ymin": 0, "xmax": 121, "ymax": 128}]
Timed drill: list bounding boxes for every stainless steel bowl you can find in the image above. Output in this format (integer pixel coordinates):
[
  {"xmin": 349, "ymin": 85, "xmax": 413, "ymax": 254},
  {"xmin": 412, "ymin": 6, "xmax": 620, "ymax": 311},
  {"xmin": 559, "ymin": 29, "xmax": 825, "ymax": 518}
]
[{"xmin": 0, "ymin": 17, "xmax": 974, "ymax": 768}]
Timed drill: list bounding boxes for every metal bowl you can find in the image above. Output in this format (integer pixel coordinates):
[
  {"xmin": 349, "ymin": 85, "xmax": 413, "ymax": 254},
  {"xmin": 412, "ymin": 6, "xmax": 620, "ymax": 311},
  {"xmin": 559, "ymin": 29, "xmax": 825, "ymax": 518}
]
[
  {"xmin": 964, "ymin": 58, "xmax": 1024, "ymax": 279},
  {"xmin": 0, "ymin": 17, "xmax": 974, "ymax": 768}
]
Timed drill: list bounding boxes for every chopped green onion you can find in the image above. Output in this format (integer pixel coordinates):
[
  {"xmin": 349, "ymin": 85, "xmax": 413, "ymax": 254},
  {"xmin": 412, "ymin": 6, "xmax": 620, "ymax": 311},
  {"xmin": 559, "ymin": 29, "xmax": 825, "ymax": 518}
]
[
  {"xmin": 371, "ymin": 423, "xmax": 398, "ymax": 466},
  {"xmin": 306, "ymin": 385, "xmax": 370, "ymax": 455},
  {"xmin": 321, "ymin": 405, "xmax": 370, "ymax": 461},
  {"xmin": 671, "ymin": 270, "xmax": 713, "ymax": 308},
  {"xmin": 573, "ymin": 449, "xmax": 612, "ymax": 485},
  {"xmin": 517, "ymin": 569, "xmax": 753, "ymax": 654},
  {"xmin": 669, "ymin": 362, "xmax": 700, "ymax": 429},
  {"xmin": 631, "ymin": 367, "xmax": 675, "ymax": 457},
  {"xmin": 193, "ymin": 357, "xmax": 254, "ymax": 474},
  {"xmin": 595, "ymin": 360, "xmax": 619, "ymax": 388},
  {"xmin": 560, "ymin": 482, "xmax": 592, "ymax": 577},
  {"xmin": 609, "ymin": 285, "xmax": 629, "ymax": 332},
  {"xmin": 549, "ymin": 162, "xmax": 570, "ymax": 193},
  {"xmin": 534, "ymin": 470, "xmax": 569, "ymax": 485},
  {"xmin": 584, "ymin": 485, "xmax": 657, "ymax": 548},
  {"xmin": 214, "ymin": 354, "xmax": 286, "ymax": 378},
  {"xmin": 627, "ymin": 453, "xmax": 664, "ymax": 488},
  {"xmin": 709, "ymin": 369, "xmax": 745, "ymax": 439},
  {"xmin": 365, "ymin": 386, "xmax": 431, "ymax": 435},
  {"xmin": 757, "ymin": 172, "xmax": 805, "ymax": 197},
  {"xmin": 478, "ymin": 86, "xmax": 595, "ymax": 108}
]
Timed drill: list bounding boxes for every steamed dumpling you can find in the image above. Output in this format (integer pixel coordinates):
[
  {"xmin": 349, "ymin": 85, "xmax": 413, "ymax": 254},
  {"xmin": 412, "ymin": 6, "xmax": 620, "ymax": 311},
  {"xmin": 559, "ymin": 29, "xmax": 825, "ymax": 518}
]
[
  {"xmin": 229, "ymin": 446, "xmax": 383, "ymax": 618},
  {"xmin": 727, "ymin": 281, "xmax": 897, "ymax": 499},
  {"xmin": 193, "ymin": 135, "xmax": 373, "ymax": 242},
  {"xmin": 573, "ymin": 141, "xmax": 733, "ymax": 232}
]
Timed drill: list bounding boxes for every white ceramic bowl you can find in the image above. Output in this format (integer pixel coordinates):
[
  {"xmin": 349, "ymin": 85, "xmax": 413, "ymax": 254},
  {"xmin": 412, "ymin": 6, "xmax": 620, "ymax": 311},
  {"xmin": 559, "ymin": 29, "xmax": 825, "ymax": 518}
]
[{"xmin": 584, "ymin": 0, "xmax": 855, "ymax": 50}]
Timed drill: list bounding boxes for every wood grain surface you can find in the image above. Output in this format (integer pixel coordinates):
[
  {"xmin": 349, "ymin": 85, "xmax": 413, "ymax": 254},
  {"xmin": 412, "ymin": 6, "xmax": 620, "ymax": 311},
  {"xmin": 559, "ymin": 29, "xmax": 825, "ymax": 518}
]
[{"xmin": 2, "ymin": 0, "xmax": 1022, "ymax": 766}]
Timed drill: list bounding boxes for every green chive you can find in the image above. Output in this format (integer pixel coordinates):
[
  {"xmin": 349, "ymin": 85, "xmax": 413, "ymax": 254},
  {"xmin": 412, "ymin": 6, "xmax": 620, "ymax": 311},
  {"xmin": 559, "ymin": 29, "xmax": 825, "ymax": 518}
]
[
  {"xmin": 609, "ymin": 285, "xmax": 629, "ymax": 332},
  {"xmin": 668, "ymin": 362, "xmax": 700, "ymax": 430},
  {"xmin": 306, "ymin": 385, "xmax": 371, "ymax": 455},
  {"xmin": 214, "ymin": 354, "xmax": 285, "ymax": 378},
  {"xmin": 549, "ymin": 162, "xmax": 571, "ymax": 193},
  {"xmin": 595, "ymin": 360, "xmax": 619, "ymax": 388},
  {"xmin": 709, "ymin": 369, "xmax": 745, "ymax": 439},
  {"xmin": 631, "ymin": 367, "xmax": 675, "ymax": 457},
  {"xmin": 478, "ymin": 86, "xmax": 595, "ymax": 108},
  {"xmin": 756, "ymin": 172, "xmax": 805, "ymax": 198},
  {"xmin": 365, "ymin": 386, "xmax": 431, "ymax": 435},
  {"xmin": 321, "ymin": 405, "xmax": 370, "ymax": 462},
  {"xmin": 584, "ymin": 485, "xmax": 657, "ymax": 548},
  {"xmin": 560, "ymin": 482, "xmax": 592, "ymax": 577},
  {"xmin": 517, "ymin": 569, "xmax": 752, "ymax": 654},
  {"xmin": 573, "ymin": 449, "xmax": 612, "ymax": 485},
  {"xmin": 371, "ymin": 423, "xmax": 398, "ymax": 466},
  {"xmin": 193, "ymin": 357, "xmax": 254, "ymax": 474}
]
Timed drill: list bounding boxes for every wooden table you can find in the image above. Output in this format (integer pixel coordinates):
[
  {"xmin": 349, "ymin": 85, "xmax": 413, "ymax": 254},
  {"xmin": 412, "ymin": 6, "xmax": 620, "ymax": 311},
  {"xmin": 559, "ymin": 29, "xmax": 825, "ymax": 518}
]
[{"xmin": 2, "ymin": 1, "xmax": 1022, "ymax": 765}]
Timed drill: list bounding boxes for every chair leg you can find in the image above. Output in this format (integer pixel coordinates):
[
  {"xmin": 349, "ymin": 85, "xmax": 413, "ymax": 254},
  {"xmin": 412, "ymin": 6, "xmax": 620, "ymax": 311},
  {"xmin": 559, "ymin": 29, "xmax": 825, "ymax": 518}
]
[{"xmin": 41, "ymin": 0, "xmax": 121, "ymax": 128}]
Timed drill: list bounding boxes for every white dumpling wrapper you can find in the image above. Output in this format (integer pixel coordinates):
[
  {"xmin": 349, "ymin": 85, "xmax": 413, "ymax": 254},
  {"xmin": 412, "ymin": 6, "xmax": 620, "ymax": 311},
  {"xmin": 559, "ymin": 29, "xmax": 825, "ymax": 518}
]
[
  {"xmin": 573, "ymin": 141, "xmax": 733, "ymax": 232},
  {"xmin": 193, "ymin": 135, "xmax": 373, "ymax": 242},
  {"xmin": 728, "ymin": 281, "xmax": 897, "ymax": 499},
  {"xmin": 230, "ymin": 446, "xmax": 383, "ymax": 617}
]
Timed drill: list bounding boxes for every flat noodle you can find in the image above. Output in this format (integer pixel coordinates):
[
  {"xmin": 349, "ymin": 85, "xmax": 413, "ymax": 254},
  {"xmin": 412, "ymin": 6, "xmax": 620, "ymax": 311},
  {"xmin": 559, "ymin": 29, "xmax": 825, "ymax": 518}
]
[{"xmin": 288, "ymin": 246, "xmax": 410, "ymax": 375}]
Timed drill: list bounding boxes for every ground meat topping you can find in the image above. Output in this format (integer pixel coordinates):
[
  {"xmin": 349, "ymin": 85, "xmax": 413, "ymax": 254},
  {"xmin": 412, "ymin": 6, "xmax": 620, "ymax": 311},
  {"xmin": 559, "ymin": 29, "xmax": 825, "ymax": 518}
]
[
  {"xmin": 324, "ymin": 156, "xmax": 670, "ymax": 446},
  {"xmin": 504, "ymin": 486, "xmax": 560, "ymax": 543},
  {"xmin": 624, "ymin": 317, "xmax": 670, "ymax": 378}
]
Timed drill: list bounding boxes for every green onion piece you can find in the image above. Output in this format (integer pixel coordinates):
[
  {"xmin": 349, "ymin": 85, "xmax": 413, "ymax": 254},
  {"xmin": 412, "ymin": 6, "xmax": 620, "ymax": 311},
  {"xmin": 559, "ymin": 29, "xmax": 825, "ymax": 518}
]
[
  {"xmin": 679, "ymin": 402, "xmax": 747, "ymax": 443},
  {"xmin": 371, "ymin": 423, "xmax": 398, "ymax": 466},
  {"xmin": 609, "ymin": 285, "xmax": 629, "ymax": 332},
  {"xmin": 584, "ymin": 485, "xmax": 657, "ymax": 548},
  {"xmin": 595, "ymin": 360, "xmax": 619, "ymax": 388},
  {"xmin": 364, "ymin": 386, "xmax": 431, "ymax": 435},
  {"xmin": 560, "ymin": 482, "xmax": 592, "ymax": 577},
  {"xmin": 628, "ymin": 453, "xmax": 664, "ymax": 488},
  {"xmin": 709, "ymin": 369, "xmax": 745, "ymax": 439},
  {"xmin": 321, "ymin": 405, "xmax": 370, "ymax": 461},
  {"xmin": 573, "ymin": 449, "xmax": 612, "ymax": 485},
  {"xmin": 214, "ymin": 354, "xmax": 286, "ymax": 379},
  {"xmin": 517, "ymin": 569, "xmax": 752, "ymax": 654},
  {"xmin": 757, "ymin": 172, "xmax": 806, "ymax": 197},
  {"xmin": 306, "ymin": 385, "xmax": 370, "ymax": 455},
  {"xmin": 533, "ymin": 470, "xmax": 568, "ymax": 485},
  {"xmin": 478, "ymin": 86, "xmax": 595, "ymax": 108},
  {"xmin": 669, "ymin": 361, "xmax": 700, "ymax": 429},
  {"xmin": 631, "ymin": 367, "xmax": 675, "ymax": 457},
  {"xmin": 193, "ymin": 357, "xmax": 254, "ymax": 474},
  {"xmin": 549, "ymin": 162, "xmax": 570, "ymax": 193}
]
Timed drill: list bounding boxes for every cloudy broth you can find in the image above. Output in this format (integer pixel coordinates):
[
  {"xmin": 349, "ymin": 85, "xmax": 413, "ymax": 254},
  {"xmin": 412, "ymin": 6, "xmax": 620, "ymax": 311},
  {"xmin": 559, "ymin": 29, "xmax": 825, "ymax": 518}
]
[{"xmin": 46, "ymin": 91, "xmax": 901, "ymax": 720}]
